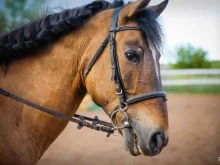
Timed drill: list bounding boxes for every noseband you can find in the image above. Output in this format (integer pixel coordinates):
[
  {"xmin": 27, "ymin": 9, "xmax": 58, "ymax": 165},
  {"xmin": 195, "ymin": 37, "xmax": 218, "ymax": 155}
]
[{"xmin": 84, "ymin": 7, "xmax": 167, "ymax": 134}]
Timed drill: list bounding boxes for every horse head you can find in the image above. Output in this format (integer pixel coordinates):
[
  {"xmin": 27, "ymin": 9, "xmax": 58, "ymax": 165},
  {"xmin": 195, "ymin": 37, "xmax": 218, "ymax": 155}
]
[{"xmin": 84, "ymin": 0, "xmax": 169, "ymax": 156}]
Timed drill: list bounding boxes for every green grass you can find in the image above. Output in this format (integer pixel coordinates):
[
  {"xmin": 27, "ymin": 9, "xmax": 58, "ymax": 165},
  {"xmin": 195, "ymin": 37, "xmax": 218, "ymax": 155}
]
[{"xmin": 163, "ymin": 85, "xmax": 220, "ymax": 94}]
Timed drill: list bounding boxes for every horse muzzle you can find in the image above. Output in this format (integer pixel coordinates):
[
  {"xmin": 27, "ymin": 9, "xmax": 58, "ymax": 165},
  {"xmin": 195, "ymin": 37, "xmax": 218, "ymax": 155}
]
[{"xmin": 122, "ymin": 120, "xmax": 169, "ymax": 156}]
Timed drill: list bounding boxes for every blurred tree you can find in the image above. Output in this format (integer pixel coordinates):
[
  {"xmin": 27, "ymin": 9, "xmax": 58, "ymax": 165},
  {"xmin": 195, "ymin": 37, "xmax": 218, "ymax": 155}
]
[
  {"xmin": 0, "ymin": 0, "xmax": 45, "ymax": 35},
  {"xmin": 170, "ymin": 44, "xmax": 211, "ymax": 69},
  {"xmin": 210, "ymin": 61, "xmax": 220, "ymax": 68}
]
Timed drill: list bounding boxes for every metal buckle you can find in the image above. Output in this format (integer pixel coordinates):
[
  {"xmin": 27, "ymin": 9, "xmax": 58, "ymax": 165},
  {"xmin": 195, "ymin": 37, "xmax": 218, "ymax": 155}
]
[
  {"xmin": 116, "ymin": 89, "xmax": 122, "ymax": 95},
  {"xmin": 110, "ymin": 32, "xmax": 115, "ymax": 39}
]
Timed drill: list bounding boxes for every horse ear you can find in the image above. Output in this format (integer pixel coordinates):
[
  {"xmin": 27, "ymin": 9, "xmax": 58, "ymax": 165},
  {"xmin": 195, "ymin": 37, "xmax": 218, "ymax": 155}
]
[
  {"xmin": 148, "ymin": 0, "xmax": 169, "ymax": 17},
  {"xmin": 119, "ymin": 0, "xmax": 151, "ymax": 23}
]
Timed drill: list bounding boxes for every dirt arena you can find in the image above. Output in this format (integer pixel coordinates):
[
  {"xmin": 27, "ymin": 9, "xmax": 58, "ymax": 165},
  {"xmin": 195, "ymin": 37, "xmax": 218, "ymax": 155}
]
[{"xmin": 38, "ymin": 94, "xmax": 220, "ymax": 165}]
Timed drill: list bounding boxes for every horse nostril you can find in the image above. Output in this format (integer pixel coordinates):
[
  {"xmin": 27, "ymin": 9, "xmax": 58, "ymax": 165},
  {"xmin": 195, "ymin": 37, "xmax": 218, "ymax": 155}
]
[{"xmin": 149, "ymin": 132, "xmax": 163, "ymax": 153}]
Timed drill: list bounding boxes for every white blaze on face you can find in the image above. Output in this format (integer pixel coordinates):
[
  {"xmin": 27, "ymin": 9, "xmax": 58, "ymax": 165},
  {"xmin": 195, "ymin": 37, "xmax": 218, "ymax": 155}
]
[{"xmin": 149, "ymin": 43, "xmax": 159, "ymax": 79}]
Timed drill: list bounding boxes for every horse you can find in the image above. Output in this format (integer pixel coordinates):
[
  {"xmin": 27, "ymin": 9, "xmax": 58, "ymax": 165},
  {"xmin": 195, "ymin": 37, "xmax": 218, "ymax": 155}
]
[{"xmin": 0, "ymin": 0, "xmax": 169, "ymax": 164}]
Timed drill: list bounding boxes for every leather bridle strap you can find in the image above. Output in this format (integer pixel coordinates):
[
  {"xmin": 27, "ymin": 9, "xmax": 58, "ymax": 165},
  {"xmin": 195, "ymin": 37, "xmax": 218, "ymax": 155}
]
[
  {"xmin": 126, "ymin": 91, "xmax": 168, "ymax": 105},
  {"xmin": 84, "ymin": 35, "xmax": 110, "ymax": 79},
  {"xmin": 110, "ymin": 26, "xmax": 142, "ymax": 32}
]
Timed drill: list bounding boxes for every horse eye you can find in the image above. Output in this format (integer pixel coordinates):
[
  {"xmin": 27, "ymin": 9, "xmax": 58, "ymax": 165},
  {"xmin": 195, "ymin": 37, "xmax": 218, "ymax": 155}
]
[{"xmin": 125, "ymin": 50, "xmax": 141, "ymax": 63}]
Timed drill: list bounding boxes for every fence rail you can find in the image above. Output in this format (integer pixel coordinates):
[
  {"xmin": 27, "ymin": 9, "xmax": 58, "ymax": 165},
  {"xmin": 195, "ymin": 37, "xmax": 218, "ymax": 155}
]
[
  {"xmin": 161, "ymin": 69, "xmax": 220, "ymax": 76},
  {"xmin": 161, "ymin": 69, "xmax": 220, "ymax": 86}
]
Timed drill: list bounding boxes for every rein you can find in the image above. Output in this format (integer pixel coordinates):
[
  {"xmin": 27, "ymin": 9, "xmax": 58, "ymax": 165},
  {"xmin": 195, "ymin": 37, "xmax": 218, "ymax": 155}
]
[{"xmin": 0, "ymin": 88, "xmax": 114, "ymax": 137}]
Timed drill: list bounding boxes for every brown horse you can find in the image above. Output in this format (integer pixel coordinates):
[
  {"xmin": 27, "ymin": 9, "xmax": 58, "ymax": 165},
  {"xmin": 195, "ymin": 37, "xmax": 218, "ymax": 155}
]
[{"xmin": 0, "ymin": 0, "xmax": 169, "ymax": 164}]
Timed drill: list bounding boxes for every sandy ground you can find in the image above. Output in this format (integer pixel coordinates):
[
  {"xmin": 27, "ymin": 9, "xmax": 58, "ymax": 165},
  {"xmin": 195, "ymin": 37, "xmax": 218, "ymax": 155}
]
[{"xmin": 37, "ymin": 94, "xmax": 220, "ymax": 165}]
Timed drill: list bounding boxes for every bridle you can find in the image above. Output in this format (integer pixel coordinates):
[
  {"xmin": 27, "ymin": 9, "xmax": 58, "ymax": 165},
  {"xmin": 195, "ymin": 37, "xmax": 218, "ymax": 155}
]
[
  {"xmin": 0, "ymin": 7, "xmax": 167, "ymax": 137},
  {"xmin": 84, "ymin": 7, "xmax": 167, "ymax": 133}
]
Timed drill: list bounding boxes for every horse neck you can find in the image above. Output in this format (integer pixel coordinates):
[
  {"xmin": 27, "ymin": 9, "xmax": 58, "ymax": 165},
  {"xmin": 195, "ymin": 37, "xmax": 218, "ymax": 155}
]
[{"xmin": 0, "ymin": 12, "xmax": 111, "ymax": 161}]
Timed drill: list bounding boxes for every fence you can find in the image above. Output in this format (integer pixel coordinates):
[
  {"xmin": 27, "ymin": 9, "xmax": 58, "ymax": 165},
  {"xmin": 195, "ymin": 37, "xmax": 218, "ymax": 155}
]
[{"xmin": 161, "ymin": 69, "xmax": 220, "ymax": 86}]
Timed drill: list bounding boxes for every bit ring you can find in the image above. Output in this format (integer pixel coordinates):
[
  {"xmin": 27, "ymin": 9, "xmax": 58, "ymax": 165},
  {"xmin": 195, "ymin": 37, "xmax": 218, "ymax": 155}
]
[{"xmin": 110, "ymin": 109, "xmax": 129, "ymax": 129}]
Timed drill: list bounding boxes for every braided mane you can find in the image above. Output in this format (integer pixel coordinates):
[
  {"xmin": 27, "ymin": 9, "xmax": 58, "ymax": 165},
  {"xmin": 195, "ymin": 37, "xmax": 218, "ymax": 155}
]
[{"xmin": 0, "ymin": 0, "xmax": 124, "ymax": 65}]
